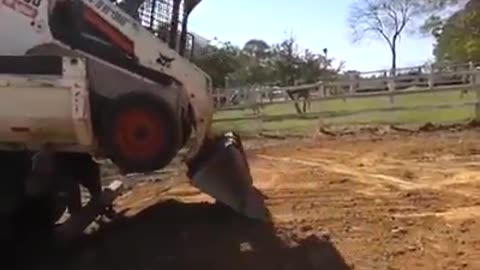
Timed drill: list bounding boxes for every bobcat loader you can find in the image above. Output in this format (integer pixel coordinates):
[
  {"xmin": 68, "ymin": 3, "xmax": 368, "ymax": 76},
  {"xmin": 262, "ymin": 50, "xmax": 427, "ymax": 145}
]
[{"xmin": 0, "ymin": 0, "xmax": 269, "ymax": 246}]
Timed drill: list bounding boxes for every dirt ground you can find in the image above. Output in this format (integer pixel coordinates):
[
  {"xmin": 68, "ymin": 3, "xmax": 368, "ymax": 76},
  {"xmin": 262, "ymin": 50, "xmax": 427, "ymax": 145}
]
[{"xmin": 26, "ymin": 126, "xmax": 480, "ymax": 270}]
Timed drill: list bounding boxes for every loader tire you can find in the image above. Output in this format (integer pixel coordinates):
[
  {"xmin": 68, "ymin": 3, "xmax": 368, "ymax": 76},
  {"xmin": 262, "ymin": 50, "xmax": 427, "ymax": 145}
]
[{"xmin": 100, "ymin": 92, "xmax": 180, "ymax": 173}]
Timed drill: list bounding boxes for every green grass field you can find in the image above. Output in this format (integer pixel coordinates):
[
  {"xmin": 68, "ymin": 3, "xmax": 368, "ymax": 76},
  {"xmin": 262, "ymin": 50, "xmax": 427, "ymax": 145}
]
[{"xmin": 212, "ymin": 89, "xmax": 478, "ymax": 136}]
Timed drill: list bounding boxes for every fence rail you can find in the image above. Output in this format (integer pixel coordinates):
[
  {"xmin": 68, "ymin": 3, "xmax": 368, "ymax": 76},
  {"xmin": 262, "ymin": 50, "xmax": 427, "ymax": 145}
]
[
  {"xmin": 211, "ymin": 62, "xmax": 480, "ymax": 135},
  {"xmin": 212, "ymin": 62, "xmax": 480, "ymax": 111}
]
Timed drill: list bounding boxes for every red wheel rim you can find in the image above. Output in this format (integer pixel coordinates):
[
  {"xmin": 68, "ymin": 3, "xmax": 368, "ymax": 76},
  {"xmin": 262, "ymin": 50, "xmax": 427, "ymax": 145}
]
[{"xmin": 113, "ymin": 108, "xmax": 165, "ymax": 161}]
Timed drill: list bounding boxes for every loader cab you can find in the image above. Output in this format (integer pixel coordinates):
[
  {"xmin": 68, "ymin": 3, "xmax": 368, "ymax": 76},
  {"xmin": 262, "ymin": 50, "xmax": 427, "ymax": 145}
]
[
  {"xmin": 48, "ymin": 0, "xmax": 200, "ymax": 59},
  {"xmin": 136, "ymin": 0, "xmax": 201, "ymax": 58}
]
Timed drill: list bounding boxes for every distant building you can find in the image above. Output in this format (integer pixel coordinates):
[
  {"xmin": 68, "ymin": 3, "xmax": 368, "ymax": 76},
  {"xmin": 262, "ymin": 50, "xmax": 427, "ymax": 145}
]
[
  {"xmin": 191, "ymin": 32, "xmax": 209, "ymax": 48},
  {"xmin": 190, "ymin": 32, "xmax": 210, "ymax": 57}
]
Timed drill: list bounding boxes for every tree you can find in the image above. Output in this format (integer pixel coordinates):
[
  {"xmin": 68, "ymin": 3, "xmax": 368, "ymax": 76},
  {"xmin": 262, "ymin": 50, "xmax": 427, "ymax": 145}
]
[
  {"xmin": 229, "ymin": 39, "xmax": 274, "ymax": 84},
  {"xmin": 420, "ymin": 0, "xmax": 466, "ymax": 27},
  {"xmin": 271, "ymin": 36, "xmax": 303, "ymax": 86},
  {"xmin": 297, "ymin": 49, "xmax": 334, "ymax": 83},
  {"xmin": 193, "ymin": 35, "xmax": 343, "ymax": 89},
  {"xmin": 419, "ymin": 0, "xmax": 480, "ymax": 63},
  {"xmin": 419, "ymin": 0, "xmax": 467, "ymax": 39},
  {"xmin": 432, "ymin": 0, "xmax": 480, "ymax": 63},
  {"xmin": 243, "ymin": 39, "xmax": 271, "ymax": 59},
  {"xmin": 224, "ymin": 40, "xmax": 271, "ymax": 85},
  {"xmin": 192, "ymin": 41, "xmax": 242, "ymax": 88},
  {"xmin": 348, "ymin": 0, "xmax": 429, "ymax": 74}
]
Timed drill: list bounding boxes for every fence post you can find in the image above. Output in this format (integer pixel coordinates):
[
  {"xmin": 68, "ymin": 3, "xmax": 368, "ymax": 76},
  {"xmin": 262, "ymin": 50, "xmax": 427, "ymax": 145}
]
[
  {"xmin": 246, "ymin": 86, "xmax": 262, "ymax": 135},
  {"xmin": 349, "ymin": 73, "xmax": 356, "ymax": 94},
  {"xmin": 475, "ymin": 88, "xmax": 480, "ymax": 121},
  {"xmin": 473, "ymin": 62, "xmax": 480, "ymax": 121},
  {"xmin": 319, "ymin": 83, "xmax": 325, "ymax": 98},
  {"xmin": 388, "ymin": 73, "xmax": 395, "ymax": 104},
  {"xmin": 258, "ymin": 87, "xmax": 265, "ymax": 135},
  {"xmin": 473, "ymin": 63, "xmax": 480, "ymax": 87},
  {"xmin": 323, "ymin": 84, "xmax": 329, "ymax": 98},
  {"xmin": 428, "ymin": 64, "xmax": 434, "ymax": 89},
  {"xmin": 469, "ymin": 61, "xmax": 475, "ymax": 88}
]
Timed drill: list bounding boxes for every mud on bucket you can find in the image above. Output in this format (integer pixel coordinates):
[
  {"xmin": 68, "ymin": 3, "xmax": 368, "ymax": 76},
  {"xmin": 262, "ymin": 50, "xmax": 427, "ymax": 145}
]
[{"xmin": 186, "ymin": 132, "xmax": 270, "ymax": 221}]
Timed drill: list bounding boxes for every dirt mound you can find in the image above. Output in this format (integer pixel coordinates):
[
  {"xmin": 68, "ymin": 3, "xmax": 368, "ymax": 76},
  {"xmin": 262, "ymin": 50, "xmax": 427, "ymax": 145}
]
[
  {"xmin": 24, "ymin": 200, "xmax": 349, "ymax": 270},
  {"xmin": 12, "ymin": 127, "xmax": 480, "ymax": 270}
]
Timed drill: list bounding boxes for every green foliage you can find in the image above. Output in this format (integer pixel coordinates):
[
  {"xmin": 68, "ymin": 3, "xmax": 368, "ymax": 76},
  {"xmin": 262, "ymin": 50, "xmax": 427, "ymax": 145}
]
[
  {"xmin": 192, "ymin": 41, "xmax": 243, "ymax": 88},
  {"xmin": 419, "ymin": 0, "xmax": 467, "ymax": 36},
  {"xmin": 271, "ymin": 36, "xmax": 303, "ymax": 86},
  {"xmin": 300, "ymin": 49, "xmax": 337, "ymax": 83},
  {"xmin": 433, "ymin": 0, "xmax": 480, "ymax": 63},
  {"xmin": 243, "ymin": 39, "xmax": 271, "ymax": 59},
  {"xmin": 192, "ymin": 36, "xmax": 341, "ymax": 88},
  {"xmin": 421, "ymin": 15, "xmax": 444, "ymax": 37}
]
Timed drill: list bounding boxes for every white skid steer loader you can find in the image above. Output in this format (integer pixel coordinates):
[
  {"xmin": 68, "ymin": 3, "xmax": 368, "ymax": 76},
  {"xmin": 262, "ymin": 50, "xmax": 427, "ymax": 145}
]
[{"xmin": 0, "ymin": 0, "xmax": 270, "ymax": 247}]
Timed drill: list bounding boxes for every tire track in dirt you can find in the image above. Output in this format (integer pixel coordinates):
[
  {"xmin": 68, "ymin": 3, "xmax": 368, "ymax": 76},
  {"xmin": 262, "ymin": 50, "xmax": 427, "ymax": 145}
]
[
  {"xmin": 392, "ymin": 205, "xmax": 480, "ymax": 220},
  {"xmin": 256, "ymin": 154, "xmax": 480, "ymax": 200},
  {"xmin": 256, "ymin": 153, "xmax": 480, "ymax": 226},
  {"xmin": 246, "ymin": 133, "xmax": 480, "ymax": 270},
  {"xmin": 257, "ymin": 154, "xmax": 427, "ymax": 189}
]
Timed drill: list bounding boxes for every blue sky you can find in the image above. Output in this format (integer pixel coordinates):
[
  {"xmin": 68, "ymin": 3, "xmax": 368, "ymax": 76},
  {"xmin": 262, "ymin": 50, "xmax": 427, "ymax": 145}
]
[{"xmin": 188, "ymin": 0, "xmax": 435, "ymax": 72}]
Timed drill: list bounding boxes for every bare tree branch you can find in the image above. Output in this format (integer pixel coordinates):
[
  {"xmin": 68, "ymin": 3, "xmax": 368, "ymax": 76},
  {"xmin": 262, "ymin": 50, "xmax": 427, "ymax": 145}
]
[{"xmin": 348, "ymin": 0, "xmax": 428, "ymax": 73}]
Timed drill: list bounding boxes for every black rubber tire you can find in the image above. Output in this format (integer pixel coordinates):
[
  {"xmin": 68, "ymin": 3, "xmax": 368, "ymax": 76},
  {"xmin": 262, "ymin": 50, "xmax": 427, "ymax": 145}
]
[{"xmin": 99, "ymin": 92, "xmax": 181, "ymax": 173}]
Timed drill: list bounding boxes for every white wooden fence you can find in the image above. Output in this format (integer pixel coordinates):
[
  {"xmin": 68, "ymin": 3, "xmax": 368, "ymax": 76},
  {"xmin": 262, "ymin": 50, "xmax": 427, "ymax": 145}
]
[
  {"xmin": 213, "ymin": 62, "xmax": 479, "ymax": 106},
  {"xmin": 212, "ymin": 62, "xmax": 480, "ymax": 123}
]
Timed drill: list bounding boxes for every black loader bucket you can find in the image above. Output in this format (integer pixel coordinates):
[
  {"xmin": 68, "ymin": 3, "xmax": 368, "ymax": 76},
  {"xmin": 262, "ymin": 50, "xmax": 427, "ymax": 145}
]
[{"xmin": 186, "ymin": 132, "xmax": 270, "ymax": 221}]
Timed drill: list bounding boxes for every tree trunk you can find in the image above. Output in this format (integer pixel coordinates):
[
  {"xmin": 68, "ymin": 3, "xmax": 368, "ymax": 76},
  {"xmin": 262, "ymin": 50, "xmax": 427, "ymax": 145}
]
[{"xmin": 390, "ymin": 40, "xmax": 397, "ymax": 76}]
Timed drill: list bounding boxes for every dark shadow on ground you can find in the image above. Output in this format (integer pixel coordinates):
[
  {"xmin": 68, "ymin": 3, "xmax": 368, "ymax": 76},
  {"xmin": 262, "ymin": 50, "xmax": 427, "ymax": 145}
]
[{"xmin": 21, "ymin": 200, "xmax": 351, "ymax": 270}]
